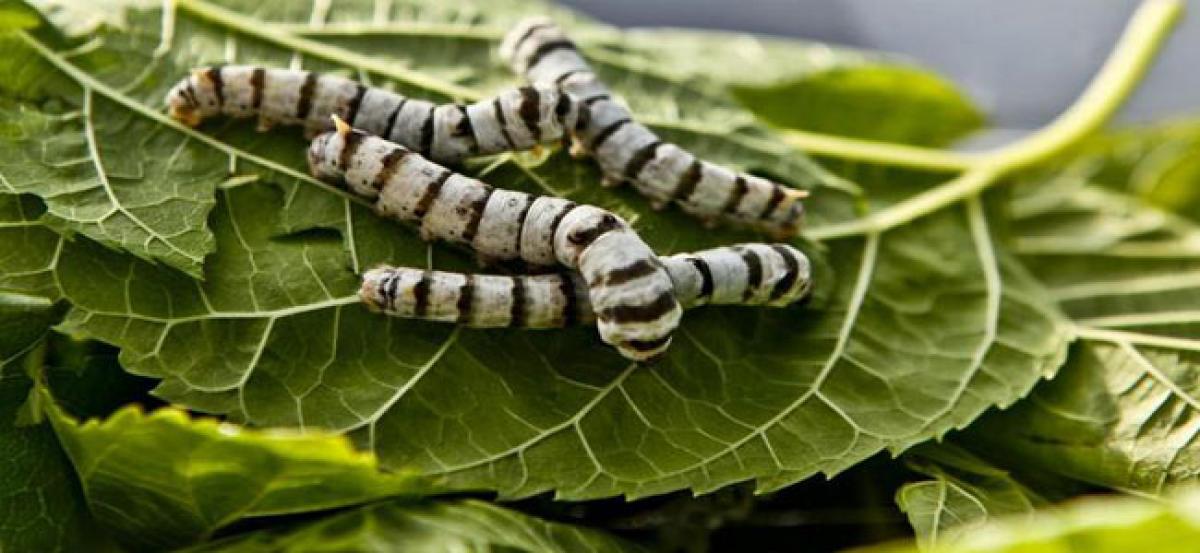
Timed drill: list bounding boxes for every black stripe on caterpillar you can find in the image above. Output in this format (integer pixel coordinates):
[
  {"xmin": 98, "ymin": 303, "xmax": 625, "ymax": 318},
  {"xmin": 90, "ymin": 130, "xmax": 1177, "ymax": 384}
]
[
  {"xmin": 499, "ymin": 19, "xmax": 809, "ymax": 239},
  {"xmin": 165, "ymin": 65, "xmax": 587, "ymax": 163},
  {"xmin": 309, "ymin": 116, "xmax": 681, "ymax": 362},
  {"xmin": 359, "ymin": 243, "xmax": 811, "ymax": 330}
]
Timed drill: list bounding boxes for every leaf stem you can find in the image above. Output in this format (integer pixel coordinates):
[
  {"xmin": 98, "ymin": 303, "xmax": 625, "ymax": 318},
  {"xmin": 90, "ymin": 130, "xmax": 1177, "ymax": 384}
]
[
  {"xmin": 173, "ymin": 0, "xmax": 482, "ymax": 101},
  {"xmin": 983, "ymin": 0, "xmax": 1182, "ymax": 171},
  {"xmin": 807, "ymin": 0, "xmax": 1182, "ymax": 241},
  {"xmin": 269, "ymin": 21, "xmax": 505, "ymax": 41},
  {"xmin": 781, "ymin": 130, "xmax": 976, "ymax": 172}
]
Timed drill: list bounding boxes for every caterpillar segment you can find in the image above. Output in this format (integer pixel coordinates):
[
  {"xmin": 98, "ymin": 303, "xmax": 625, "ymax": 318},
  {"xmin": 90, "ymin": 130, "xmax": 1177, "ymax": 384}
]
[
  {"xmin": 310, "ymin": 117, "xmax": 681, "ymax": 361},
  {"xmin": 499, "ymin": 19, "xmax": 809, "ymax": 238},
  {"xmin": 166, "ymin": 65, "xmax": 586, "ymax": 163},
  {"xmin": 360, "ymin": 244, "xmax": 812, "ymax": 325},
  {"xmin": 361, "ymin": 269, "xmax": 591, "ymax": 328}
]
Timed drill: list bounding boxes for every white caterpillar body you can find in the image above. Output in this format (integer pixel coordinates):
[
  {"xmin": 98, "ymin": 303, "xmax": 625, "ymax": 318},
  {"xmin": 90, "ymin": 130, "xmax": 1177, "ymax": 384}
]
[
  {"xmin": 309, "ymin": 120, "xmax": 681, "ymax": 361},
  {"xmin": 499, "ymin": 19, "xmax": 808, "ymax": 238},
  {"xmin": 361, "ymin": 269, "xmax": 590, "ymax": 328},
  {"xmin": 361, "ymin": 243, "xmax": 812, "ymax": 328},
  {"xmin": 663, "ymin": 243, "xmax": 812, "ymax": 308},
  {"xmin": 165, "ymin": 65, "xmax": 585, "ymax": 163}
]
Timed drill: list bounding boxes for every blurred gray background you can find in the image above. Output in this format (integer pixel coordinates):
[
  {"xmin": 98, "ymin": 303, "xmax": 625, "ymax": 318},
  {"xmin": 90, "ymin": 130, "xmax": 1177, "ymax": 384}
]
[{"xmin": 556, "ymin": 0, "xmax": 1198, "ymax": 130}]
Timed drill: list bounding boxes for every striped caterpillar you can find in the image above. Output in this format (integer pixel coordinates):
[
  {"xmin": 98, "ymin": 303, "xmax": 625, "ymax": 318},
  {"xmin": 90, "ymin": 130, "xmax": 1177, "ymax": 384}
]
[
  {"xmin": 360, "ymin": 243, "xmax": 812, "ymax": 329},
  {"xmin": 499, "ymin": 19, "xmax": 809, "ymax": 238},
  {"xmin": 165, "ymin": 65, "xmax": 586, "ymax": 163},
  {"xmin": 309, "ymin": 116, "xmax": 681, "ymax": 361}
]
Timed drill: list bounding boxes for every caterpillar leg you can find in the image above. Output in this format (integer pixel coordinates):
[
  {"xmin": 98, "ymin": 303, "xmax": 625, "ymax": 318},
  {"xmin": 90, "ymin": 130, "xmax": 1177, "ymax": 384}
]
[
  {"xmin": 766, "ymin": 227, "xmax": 795, "ymax": 241},
  {"xmin": 601, "ymin": 176, "xmax": 625, "ymax": 188},
  {"xmin": 568, "ymin": 136, "xmax": 589, "ymax": 159},
  {"xmin": 171, "ymin": 108, "xmax": 202, "ymax": 127}
]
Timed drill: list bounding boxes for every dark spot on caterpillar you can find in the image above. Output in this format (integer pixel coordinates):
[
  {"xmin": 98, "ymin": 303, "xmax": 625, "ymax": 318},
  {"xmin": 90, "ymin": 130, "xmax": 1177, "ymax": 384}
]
[
  {"xmin": 510, "ymin": 276, "xmax": 527, "ymax": 327},
  {"xmin": 769, "ymin": 245, "xmax": 801, "ymax": 302},
  {"xmin": 601, "ymin": 259, "xmax": 657, "ymax": 287},
  {"xmin": 207, "ymin": 66, "xmax": 225, "ymax": 108},
  {"xmin": 761, "ymin": 183, "xmax": 787, "ymax": 219},
  {"xmin": 413, "ymin": 170, "xmax": 452, "ymax": 220},
  {"xmin": 624, "ymin": 140, "xmax": 663, "ymax": 180},
  {"xmin": 688, "ymin": 256, "xmax": 714, "ymax": 302},
  {"xmin": 413, "ymin": 271, "xmax": 432, "ymax": 317},
  {"xmin": 598, "ymin": 290, "xmax": 677, "ymax": 324},
  {"xmin": 590, "ymin": 118, "xmax": 630, "ymax": 151},
  {"xmin": 624, "ymin": 335, "xmax": 671, "ymax": 353},
  {"xmin": 382, "ymin": 98, "xmax": 406, "ymax": 141},
  {"xmin": 722, "ymin": 175, "xmax": 749, "ymax": 213},
  {"xmin": 250, "ymin": 67, "xmax": 265, "ymax": 109},
  {"xmin": 672, "ymin": 159, "xmax": 704, "ymax": 203},
  {"xmin": 559, "ymin": 274, "xmax": 578, "ymax": 327},
  {"xmin": 548, "ymin": 201, "xmax": 579, "ymax": 245},
  {"xmin": 373, "ymin": 147, "xmax": 409, "ymax": 191},
  {"xmin": 525, "ymin": 39, "xmax": 578, "ymax": 71},
  {"xmin": 555, "ymin": 69, "xmax": 585, "ymax": 85},
  {"xmin": 492, "ymin": 96, "xmax": 517, "ymax": 149},
  {"xmin": 517, "ymin": 86, "xmax": 542, "ymax": 141},
  {"xmin": 513, "ymin": 195, "xmax": 535, "ymax": 259},
  {"xmin": 462, "ymin": 186, "xmax": 494, "ymax": 244},
  {"xmin": 419, "ymin": 105, "xmax": 436, "ymax": 154},
  {"xmin": 583, "ymin": 94, "xmax": 610, "ymax": 107},
  {"xmin": 453, "ymin": 104, "xmax": 473, "ymax": 138},
  {"xmin": 296, "ymin": 72, "xmax": 319, "ymax": 120},
  {"xmin": 338, "ymin": 130, "xmax": 366, "ymax": 175},
  {"xmin": 567, "ymin": 213, "xmax": 621, "ymax": 247},
  {"xmin": 511, "ymin": 22, "xmax": 554, "ymax": 58},
  {"xmin": 736, "ymin": 246, "xmax": 764, "ymax": 301},
  {"xmin": 456, "ymin": 274, "xmax": 475, "ymax": 323},
  {"xmin": 346, "ymin": 84, "xmax": 368, "ymax": 126}
]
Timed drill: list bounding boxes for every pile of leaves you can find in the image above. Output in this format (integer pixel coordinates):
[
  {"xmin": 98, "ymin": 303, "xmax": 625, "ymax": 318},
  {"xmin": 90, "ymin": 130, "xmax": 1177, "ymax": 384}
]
[{"xmin": 2, "ymin": 0, "xmax": 1198, "ymax": 551}]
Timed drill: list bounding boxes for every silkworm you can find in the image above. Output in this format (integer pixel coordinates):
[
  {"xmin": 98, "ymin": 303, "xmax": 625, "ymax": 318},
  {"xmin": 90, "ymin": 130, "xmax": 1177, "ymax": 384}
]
[
  {"xmin": 663, "ymin": 243, "xmax": 812, "ymax": 308},
  {"xmin": 359, "ymin": 243, "xmax": 812, "ymax": 328},
  {"xmin": 165, "ymin": 65, "xmax": 586, "ymax": 163},
  {"xmin": 309, "ymin": 117, "xmax": 681, "ymax": 361},
  {"xmin": 499, "ymin": 19, "xmax": 809, "ymax": 238}
]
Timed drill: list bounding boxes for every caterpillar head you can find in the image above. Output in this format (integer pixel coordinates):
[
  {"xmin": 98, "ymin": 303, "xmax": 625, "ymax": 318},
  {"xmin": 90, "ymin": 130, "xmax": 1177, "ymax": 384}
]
[
  {"xmin": 553, "ymin": 206, "xmax": 626, "ymax": 267},
  {"xmin": 498, "ymin": 16, "xmax": 559, "ymax": 72},
  {"xmin": 306, "ymin": 116, "xmax": 353, "ymax": 182},
  {"xmin": 547, "ymin": 86, "xmax": 587, "ymax": 137},
  {"xmin": 765, "ymin": 244, "xmax": 814, "ymax": 307},
  {"xmin": 358, "ymin": 266, "xmax": 395, "ymax": 312},
  {"xmin": 165, "ymin": 68, "xmax": 222, "ymax": 127},
  {"xmin": 756, "ymin": 179, "xmax": 809, "ymax": 240}
]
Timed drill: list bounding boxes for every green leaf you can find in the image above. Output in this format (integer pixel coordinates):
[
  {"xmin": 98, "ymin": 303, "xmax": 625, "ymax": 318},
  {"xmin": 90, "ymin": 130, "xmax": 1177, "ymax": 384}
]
[
  {"xmin": 0, "ymin": 99, "xmax": 225, "ymax": 277},
  {"xmin": 896, "ymin": 443, "xmax": 1045, "ymax": 549},
  {"xmin": 190, "ymin": 499, "xmax": 646, "ymax": 553},
  {"xmin": 0, "ymin": 300, "xmax": 113, "ymax": 553},
  {"xmin": 964, "ymin": 179, "xmax": 1200, "ymax": 494},
  {"xmin": 0, "ymin": 290, "xmax": 54, "ymax": 362},
  {"xmin": 864, "ymin": 487, "xmax": 1200, "ymax": 553},
  {"xmin": 4, "ymin": 0, "xmax": 1076, "ymax": 500},
  {"xmin": 1052, "ymin": 119, "xmax": 1200, "ymax": 220},
  {"xmin": 731, "ymin": 65, "xmax": 986, "ymax": 147},
  {"xmin": 46, "ymin": 390, "xmax": 431, "ymax": 550},
  {"xmin": 49, "ymin": 171, "xmax": 1070, "ymax": 501},
  {"xmin": 0, "ymin": 193, "xmax": 62, "ymax": 300},
  {"xmin": 0, "ymin": 0, "xmax": 40, "ymax": 32}
]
